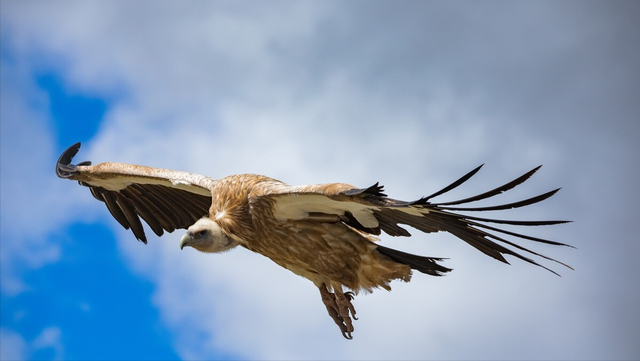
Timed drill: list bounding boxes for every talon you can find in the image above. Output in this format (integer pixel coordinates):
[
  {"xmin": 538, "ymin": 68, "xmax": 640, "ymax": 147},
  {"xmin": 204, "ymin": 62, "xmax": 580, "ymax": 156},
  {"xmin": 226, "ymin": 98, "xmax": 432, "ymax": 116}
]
[
  {"xmin": 341, "ymin": 292, "xmax": 357, "ymax": 320},
  {"xmin": 319, "ymin": 284, "xmax": 358, "ymax": 339},
  {"xmin": 343, "ymin": 291, "xmax": 357, "ymax": 319}
]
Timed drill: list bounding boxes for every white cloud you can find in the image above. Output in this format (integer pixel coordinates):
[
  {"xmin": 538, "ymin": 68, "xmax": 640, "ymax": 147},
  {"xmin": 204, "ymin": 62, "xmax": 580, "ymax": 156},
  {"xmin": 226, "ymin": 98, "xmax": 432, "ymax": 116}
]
[
  {"xmin": 0, "ymin": 326, "xmax": 64, "ymax": 361},
  {"xmin": 2, "ymin": 1, "xmax": 639, "ymax": 360},
  {"xmin": 0, "ymin": 328, "xmax": 27, "ymax": 361},
  {"xmin": 31, "ymin": 327, "xmax": 64, "ymax": 360}
]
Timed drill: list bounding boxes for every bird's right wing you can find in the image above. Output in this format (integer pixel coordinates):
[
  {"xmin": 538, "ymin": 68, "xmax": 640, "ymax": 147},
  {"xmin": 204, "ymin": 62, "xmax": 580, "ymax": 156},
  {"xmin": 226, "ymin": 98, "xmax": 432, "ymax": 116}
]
[
  {"xmin": 346, "ymin": 165, "xmax": 573, "ymax": 275},
  {"xmin": 56, "ymin": 142, "xmax": 215, "ymax": 243},
  {"xmin": 251, "ymin": 165, "xmax": 572, "ymax": 276}
]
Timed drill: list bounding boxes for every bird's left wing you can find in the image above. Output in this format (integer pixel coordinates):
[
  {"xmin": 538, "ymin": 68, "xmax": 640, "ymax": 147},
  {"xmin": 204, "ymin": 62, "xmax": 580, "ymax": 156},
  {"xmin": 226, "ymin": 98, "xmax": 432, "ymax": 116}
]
[
  {"xmin": 251, "ymin": 165, "xmax": 572, "ymax": 275},
  {"xmin": 56, "ymin": 142, "xmax": 215, "ymax": 243}
]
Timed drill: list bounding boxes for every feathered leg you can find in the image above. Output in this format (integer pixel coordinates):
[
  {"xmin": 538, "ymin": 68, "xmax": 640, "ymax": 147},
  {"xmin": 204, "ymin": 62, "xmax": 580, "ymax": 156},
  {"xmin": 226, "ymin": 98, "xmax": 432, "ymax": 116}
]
[{"xmin": 319, "ymin": 284, "xmax": 357, "ymax": 339}]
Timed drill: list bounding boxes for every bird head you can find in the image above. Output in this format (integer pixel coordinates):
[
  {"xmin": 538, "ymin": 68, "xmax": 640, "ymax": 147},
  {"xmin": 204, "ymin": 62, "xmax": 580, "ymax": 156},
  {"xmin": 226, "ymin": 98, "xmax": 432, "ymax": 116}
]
[{"xmin": 180, "ymin": 218, "xmax": 239, "ymax": 253}]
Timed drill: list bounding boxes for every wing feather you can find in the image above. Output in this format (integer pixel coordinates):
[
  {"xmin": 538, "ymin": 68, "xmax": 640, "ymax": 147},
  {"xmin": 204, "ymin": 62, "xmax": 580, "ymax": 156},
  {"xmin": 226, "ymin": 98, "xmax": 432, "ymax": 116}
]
[
  {"xmin": 114, "ymin": 192, "xmax": 147, "ymax": 242},
  {"xmin": 432, "ymin": 165, "xmax": 542, "ymax": 206},
  {"xmin": 437, "ymin": 188, "xmax": 560, "ymax": 211},
  {"xmin": 100, "ymin": 189, "xmax": 131, "ymax": 231},
  {"xmin": 56, "ymin": 143, "xmax": 214, "ymax": 243},
  {"xmin": 140, "ymin": 185, "xmax": 187, "ymax": 230},
  {"xmin": 120, "ymin": 186, "xmax": 166, "ymax": 237}
]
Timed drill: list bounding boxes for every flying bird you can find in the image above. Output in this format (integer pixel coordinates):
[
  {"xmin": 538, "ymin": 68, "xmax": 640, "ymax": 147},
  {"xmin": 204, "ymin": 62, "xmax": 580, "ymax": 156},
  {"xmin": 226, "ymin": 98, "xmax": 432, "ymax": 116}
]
[{"xmin": 56, "ymin": 142, "xmax": 572, "ymax": 339}]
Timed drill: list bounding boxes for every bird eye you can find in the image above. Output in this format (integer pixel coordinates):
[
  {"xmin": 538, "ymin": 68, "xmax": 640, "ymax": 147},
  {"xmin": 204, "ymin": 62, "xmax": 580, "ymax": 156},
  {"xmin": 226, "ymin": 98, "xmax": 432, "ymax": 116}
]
[{"xmin": 197, "ymin": 230, "xmax": 207, "ymax": 238}]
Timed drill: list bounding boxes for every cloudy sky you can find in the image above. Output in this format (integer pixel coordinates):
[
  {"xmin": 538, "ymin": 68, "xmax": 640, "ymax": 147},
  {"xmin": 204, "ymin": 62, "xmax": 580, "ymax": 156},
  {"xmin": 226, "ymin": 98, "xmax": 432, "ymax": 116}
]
[{"xmin": 1, "ymin": 1, "xmax": 639, "ymax": 360}]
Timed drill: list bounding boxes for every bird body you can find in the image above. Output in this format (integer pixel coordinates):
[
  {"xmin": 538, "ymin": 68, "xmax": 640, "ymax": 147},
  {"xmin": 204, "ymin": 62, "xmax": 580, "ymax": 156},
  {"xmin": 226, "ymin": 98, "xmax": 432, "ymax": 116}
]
[
  {"xmin": 56, "ymin": 142, "xmax": 571, "ymax": 338},
  {"xmin": 189, "ymin": 173, "xmax": 413, "ymax": 293}
]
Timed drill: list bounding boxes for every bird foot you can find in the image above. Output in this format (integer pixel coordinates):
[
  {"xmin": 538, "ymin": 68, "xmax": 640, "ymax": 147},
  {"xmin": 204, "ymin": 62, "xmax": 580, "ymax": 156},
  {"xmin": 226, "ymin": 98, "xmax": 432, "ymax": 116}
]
[{"xmin": 319, "ymin": 285, "xmax": 357, "ymax": 339}]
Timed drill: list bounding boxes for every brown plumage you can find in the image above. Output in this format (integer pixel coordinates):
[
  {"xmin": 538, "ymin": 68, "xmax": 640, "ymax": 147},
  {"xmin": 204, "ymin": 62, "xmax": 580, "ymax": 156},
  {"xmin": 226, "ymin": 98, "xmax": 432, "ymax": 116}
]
[{"xmin": 56, "ymin": 142, "xmax": 572, "ymax": 339}]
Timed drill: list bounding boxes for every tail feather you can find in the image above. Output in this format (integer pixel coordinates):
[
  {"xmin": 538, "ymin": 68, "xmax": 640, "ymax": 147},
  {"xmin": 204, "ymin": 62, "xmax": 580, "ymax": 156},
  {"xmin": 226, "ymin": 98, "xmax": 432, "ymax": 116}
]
[{"xmin": 376, "ymin": 244, "xmax": 451, "ymax": 276}]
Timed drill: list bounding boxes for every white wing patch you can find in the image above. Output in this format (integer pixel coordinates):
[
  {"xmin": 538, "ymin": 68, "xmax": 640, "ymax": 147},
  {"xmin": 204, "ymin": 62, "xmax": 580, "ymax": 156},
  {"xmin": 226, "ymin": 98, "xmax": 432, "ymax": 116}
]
[
  {"xmin": 272, "ymin": 194, "xmax": 380, "ymax": 228},
  {"xmin": 171, "ymin": 179, "xmax": 192, "ymax": 187}
]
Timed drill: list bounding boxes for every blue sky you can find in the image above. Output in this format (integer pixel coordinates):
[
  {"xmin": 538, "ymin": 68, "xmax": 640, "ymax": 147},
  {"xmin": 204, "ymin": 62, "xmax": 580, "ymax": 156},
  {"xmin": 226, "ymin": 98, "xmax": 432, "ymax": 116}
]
[
  {"xmin": 1, "ymin": 1, "xmax": 639, "ymax": 360},
  {"xmin": 1, "ymin": 57, "xmax": 191, "ymax": 360},
  {"xmin": 35, "ymin": 73, "xmax": 106, "ymax": 150}
]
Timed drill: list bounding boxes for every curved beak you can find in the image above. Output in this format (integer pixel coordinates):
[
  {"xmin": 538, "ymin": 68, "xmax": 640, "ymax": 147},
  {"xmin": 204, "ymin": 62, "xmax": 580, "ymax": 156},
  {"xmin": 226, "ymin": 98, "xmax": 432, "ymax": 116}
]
[{"xmin": 180, "ymin": 232, "xmax": 193, "ymax": 250}]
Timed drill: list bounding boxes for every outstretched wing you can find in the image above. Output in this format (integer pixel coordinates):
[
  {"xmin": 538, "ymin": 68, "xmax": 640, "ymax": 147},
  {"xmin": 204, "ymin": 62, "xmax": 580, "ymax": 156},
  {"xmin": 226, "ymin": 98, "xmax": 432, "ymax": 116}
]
[
  {"xmin": 56, "ymin": 142, "xmax": 214, "ymax": 243},
  {"xmin": 252, "ymin": 165, "xmax": 572, "ymax": 276}
]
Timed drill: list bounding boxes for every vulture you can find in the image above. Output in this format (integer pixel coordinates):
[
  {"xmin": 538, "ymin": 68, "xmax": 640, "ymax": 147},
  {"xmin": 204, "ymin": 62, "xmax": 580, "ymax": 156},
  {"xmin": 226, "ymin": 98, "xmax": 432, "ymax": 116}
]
[{"xmin": 56, "ymin": 142, "xmax": 571, "ymax": 339}]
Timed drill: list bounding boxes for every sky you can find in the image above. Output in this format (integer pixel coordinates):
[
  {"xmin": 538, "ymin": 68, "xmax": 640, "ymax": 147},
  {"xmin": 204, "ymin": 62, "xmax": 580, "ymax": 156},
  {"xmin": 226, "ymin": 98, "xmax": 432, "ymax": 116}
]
[{"xmin": 1, "ymin": 1, "xmax": 639, "ymax": 360}]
